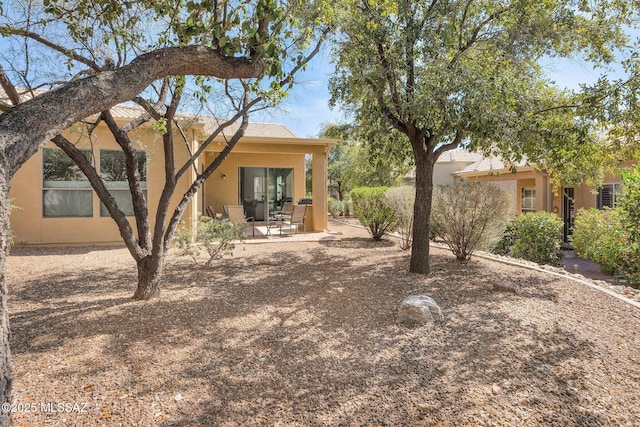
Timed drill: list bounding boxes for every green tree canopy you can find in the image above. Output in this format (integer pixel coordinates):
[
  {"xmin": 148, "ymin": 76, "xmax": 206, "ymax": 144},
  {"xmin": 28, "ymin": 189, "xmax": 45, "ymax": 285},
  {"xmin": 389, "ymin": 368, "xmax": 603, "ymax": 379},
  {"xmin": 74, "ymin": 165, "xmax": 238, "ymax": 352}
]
[
  {"xmin": 321, "ymin": 122, "xmax": 413, "ymax": 197},
  {"xmin": 0, "ymin": 0, "xmax": 332, "ymax": 417},
  {"xmin": 329, "ymin": 0, "xmax": 636, "ymax": 274}
]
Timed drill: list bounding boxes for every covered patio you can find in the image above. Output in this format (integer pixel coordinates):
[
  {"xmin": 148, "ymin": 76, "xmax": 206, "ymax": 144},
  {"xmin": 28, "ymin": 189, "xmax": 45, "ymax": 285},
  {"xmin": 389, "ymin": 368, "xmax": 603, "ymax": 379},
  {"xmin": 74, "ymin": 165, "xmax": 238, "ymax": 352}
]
[{"xmin": 195, "ymin": 121, "xmax": 336, "ymax": 233}]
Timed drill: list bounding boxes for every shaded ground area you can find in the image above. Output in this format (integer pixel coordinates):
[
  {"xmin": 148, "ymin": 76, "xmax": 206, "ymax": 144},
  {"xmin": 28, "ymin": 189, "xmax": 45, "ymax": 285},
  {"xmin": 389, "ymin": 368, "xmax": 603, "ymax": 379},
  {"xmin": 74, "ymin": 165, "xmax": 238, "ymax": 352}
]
[{"xmin": 6, "ymin": 220, "xmax": 640, "ymax": 426}]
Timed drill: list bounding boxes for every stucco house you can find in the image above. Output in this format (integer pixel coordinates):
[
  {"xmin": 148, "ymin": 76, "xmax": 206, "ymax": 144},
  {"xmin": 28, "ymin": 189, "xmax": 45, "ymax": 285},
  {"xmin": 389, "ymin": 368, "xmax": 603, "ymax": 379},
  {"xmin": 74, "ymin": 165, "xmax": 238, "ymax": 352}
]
[
  {"xmin": 9, "ymin": 104, "xmax": 336, "ymax": 246},
  {"xmin": 438, "ymin": 149, "xmax": 626, "ymax": 242}
]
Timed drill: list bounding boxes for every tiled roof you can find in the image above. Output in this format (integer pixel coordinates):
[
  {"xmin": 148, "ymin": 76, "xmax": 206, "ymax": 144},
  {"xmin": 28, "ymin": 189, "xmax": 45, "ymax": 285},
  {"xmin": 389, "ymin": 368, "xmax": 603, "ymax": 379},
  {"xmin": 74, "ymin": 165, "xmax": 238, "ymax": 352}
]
[
  {"xmin": 1, "ymin": 89, "xmax": 301, "ymax": 139},
  {"xmin": 436, "ymin": 149, "xmax": 485, "ymax": 163},
  {"xmin": 456, "ymin": 155, "xmax": 529, "ymax": 175},
  {"xmin": 199, "ymin": 117, "xmax": 298, "ymax": 138}
]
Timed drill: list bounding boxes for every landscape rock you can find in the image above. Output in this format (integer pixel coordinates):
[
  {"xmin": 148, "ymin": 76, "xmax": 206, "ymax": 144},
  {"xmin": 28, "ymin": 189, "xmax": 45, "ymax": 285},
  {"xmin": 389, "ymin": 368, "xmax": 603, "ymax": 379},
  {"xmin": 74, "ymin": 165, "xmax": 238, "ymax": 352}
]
[{"xmin": 398, "ymin": 295, "xmax": 444, "ymax": 325}]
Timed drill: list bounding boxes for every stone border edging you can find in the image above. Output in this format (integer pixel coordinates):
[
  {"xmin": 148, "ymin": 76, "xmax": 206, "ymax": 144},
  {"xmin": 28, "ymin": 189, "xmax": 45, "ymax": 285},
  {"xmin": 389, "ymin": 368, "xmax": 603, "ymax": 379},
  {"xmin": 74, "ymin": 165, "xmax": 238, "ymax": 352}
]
[{"xmin": 329, "ymin": 218, "xmax": 640, "ymax": 310}]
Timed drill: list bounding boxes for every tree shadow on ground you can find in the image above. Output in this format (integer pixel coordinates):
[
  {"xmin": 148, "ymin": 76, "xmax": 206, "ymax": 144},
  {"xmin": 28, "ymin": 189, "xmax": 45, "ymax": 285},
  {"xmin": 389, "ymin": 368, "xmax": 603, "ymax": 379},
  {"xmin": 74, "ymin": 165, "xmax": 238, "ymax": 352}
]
[{"xmin": 7, "ymin": 243, "xmax": 640, "ymax": 426}]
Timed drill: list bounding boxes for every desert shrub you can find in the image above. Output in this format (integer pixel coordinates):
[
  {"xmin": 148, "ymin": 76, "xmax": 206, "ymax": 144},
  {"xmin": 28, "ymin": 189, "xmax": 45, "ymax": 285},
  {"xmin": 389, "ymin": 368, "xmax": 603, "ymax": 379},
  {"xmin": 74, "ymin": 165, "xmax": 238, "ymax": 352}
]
[
  {"xmin": 175, "ymin": 216, "xmax": 245, "ymax": 266},
  {"xmin": 491, "ymin": 220, "xmax": 518, "ymax": 256},
  {"xmin": 384, "ymin": 186, "xmax": 415, "ymax": 250},
  {"xmin": 569, "ymin": 168, "xmax": 640, "ymax": 287},
  {"xmin": 431, "ymin": 182, "xmax": 511, "ymax": 260},
  {"xmin": 350, "ymin": 186, "xmax": 397, "ymax": 241},
  {"xmin": 343, "ymin": 199, "xmax": 352, "ymax": 217},
  {"xmin": 571, "ymin": 208, "xmax": 626, "ymax": 275},
  {"xmin": 510, "ymin": 212, "xmax": 564, "ymax": 266},
  {"xmin": 328, "ymin": 198, "xmax": 343, "ymax": 218}
]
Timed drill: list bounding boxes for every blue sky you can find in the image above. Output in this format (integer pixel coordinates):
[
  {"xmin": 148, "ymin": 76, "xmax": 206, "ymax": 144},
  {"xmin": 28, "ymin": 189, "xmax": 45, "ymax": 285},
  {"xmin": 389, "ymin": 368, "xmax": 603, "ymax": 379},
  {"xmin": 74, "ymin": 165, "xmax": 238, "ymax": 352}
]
[{"xmin": 264, "ymin": 46, "xmax": 636, "ymax": 139}]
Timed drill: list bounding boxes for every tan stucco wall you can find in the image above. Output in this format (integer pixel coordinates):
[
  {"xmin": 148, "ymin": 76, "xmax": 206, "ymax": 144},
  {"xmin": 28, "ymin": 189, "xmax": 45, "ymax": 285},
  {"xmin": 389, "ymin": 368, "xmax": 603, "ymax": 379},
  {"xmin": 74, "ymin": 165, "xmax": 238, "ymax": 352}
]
[
  {"xmin": 202, "ymin": 142, "xmax": 330, "ymax": 232},
  {"xmin": 463, "ymin": 170, "xmax": 553, "ymax": 214},
  {"xmin": 9, "ymin": 124, "xmax": 197, "ymax": 245},
  {"xmin": 10, "ymin": 122, "xmax": 334, "ymax": 244}
]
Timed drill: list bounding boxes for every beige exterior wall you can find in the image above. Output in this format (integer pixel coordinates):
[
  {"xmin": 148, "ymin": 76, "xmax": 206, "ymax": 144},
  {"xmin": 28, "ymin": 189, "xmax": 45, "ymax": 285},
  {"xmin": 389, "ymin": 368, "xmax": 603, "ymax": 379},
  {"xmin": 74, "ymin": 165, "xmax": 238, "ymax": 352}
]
[
  {"xmin": 203, "ymin": 139, "xmax": 331, "ymax": 232},
  {"xmin": 9, "ymin": 123, "xmax": 197, "ymax": 245},
  {"xmin": 462, "ymin": 169, "xmax": 555, "ymax": 215},
  {"xmin": 9, "ymin": 121, "xmax": 334, "ymax": 245}
]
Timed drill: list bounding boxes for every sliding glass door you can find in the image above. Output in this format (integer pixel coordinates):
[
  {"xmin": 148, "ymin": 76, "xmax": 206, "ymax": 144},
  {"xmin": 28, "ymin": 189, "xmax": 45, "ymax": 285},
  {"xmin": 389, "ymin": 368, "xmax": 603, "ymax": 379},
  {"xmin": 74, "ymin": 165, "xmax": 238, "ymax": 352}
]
[{"xmin": 239, "ymin": 167, "xmax": 293, "ymax": 221}]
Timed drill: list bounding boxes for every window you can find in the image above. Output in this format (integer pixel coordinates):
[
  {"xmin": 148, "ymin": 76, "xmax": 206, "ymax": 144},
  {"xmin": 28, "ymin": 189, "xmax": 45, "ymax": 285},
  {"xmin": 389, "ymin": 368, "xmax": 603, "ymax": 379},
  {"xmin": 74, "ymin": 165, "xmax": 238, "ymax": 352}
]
[
  {"xmin": 597, "ymin": 183, "xmax": 623, "ymax": 209},
  {"xmin": 99, "ymin": 150, "xmax": 147, "ymax": 217},
  {"xmin": 42, "ymin": 148, "xmax": 93, "ymax": 217},
  {"xmin": 521, "ymin": 188, "xmax": 536, "ymax": 213}
]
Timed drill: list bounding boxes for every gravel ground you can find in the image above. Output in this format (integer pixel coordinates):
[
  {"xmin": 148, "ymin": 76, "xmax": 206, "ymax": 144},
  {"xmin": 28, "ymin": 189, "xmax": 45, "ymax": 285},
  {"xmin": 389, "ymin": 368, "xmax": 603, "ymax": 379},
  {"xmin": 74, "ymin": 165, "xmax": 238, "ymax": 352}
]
[{"xmin": 5, "ymin": 219, "xmax": 640, "ymax": 426}]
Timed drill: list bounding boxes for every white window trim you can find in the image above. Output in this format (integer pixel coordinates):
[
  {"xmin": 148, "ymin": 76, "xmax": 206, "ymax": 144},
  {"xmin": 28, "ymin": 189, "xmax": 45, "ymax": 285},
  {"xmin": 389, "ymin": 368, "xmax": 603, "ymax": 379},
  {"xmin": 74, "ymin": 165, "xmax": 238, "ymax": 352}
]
[
  {"xmin": 521, "ymin": 187, "xmax": 536, "ymax": 213},
  {"xmin": 597, "ymin": 182, "xmax": 622, "ymax": 209}
]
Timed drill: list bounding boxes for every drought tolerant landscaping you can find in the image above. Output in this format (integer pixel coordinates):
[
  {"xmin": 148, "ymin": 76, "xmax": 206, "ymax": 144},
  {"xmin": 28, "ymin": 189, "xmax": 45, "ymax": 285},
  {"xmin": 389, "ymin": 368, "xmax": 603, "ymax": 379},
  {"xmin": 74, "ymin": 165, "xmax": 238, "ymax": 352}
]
[{"xmin": 6, "ymin": 220, "xmax": 640, "ymax": 426}]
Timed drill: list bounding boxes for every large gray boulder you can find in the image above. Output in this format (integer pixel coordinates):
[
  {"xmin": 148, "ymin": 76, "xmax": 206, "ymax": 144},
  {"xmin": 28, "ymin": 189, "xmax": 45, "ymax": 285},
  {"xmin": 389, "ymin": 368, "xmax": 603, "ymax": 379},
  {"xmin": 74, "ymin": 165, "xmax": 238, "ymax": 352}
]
[{"xmin": 398, "ymin": 295, "xmax": 444, "ymax": 325}]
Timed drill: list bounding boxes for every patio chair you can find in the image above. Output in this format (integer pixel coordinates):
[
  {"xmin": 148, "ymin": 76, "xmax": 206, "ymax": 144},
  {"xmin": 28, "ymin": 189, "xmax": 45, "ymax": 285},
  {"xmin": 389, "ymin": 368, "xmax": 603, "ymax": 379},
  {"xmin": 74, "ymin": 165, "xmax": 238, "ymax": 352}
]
[
  {"xmin": 205, "ymin": 206, "xmax": 215, "ymax": 218},
  {"xmin": 272, "ymin": 202, "xmax": 295, "ymax": 221},
  {"xmin": 224, "ymin": 204, "xmax": 255, "ymax": 236},
  {"xmin": 278, "ymin": 204, "xmax": 307, "ymax": 235}
]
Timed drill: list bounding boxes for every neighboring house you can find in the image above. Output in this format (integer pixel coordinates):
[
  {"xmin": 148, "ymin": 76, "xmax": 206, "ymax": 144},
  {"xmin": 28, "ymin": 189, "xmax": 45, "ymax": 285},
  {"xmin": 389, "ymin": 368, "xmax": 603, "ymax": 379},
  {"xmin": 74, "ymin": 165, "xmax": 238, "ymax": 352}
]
[
  {"xmin": 404, "ymin": 148, "xmax": 485, "ymax": 186},
  {"xmin": 405, "ymin": 147, "xmax": 628, "ymax": 243},
  {"xmin": 450, "ymin": 151, "xmax": 626, "ymax": 243},
  {"xmin": 9, "ymin": 104, "xmax": 336, "ymax": 245}
]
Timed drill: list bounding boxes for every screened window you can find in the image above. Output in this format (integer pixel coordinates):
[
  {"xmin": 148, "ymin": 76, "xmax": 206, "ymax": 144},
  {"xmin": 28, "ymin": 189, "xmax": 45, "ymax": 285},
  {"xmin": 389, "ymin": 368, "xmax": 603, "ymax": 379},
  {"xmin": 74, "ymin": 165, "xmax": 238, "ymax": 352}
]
[
  {"xmin": 521, "ymin": 188, "xmax": 536, "ymax": 213},
  {"xmin": 99, "ymin": 150, "xmax": 147, "ymax": 217},
  {"xmin": 42, "ymin": 148, "xmax": 93, "ymax": 217},
  {"xmin": 596, "ymin": 183, "xmax": 623, "ymax": 209}
]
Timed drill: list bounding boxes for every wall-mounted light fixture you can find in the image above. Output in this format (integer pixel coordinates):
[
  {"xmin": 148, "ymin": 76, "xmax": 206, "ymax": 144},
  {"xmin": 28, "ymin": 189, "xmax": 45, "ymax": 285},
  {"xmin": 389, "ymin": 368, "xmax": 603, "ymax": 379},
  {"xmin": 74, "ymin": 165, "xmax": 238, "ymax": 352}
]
[{"xmin": 222, "ymin": 174, "xmax": 227, "ymax": 181}]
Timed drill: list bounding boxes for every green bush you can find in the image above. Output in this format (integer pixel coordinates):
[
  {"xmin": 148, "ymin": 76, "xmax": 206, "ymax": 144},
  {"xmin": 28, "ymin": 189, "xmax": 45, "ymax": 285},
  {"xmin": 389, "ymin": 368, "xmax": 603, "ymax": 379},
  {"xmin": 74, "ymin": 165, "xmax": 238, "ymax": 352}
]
[
  {"xmin": 328, "ymin": 197, "xmax": 343, "ymax": 218},
  {"xmin": 569, "ymin": 168, "xmax": 640, "ymax": 287},
  {"xmin": 620, "ymin": 168, "xmax": 640, "ymax": 287},
  {"xmin": 351, "ymin": 186, "xmax": 397, "ymax": 241},
  {"xmin": 431, "ymin": 182, "xmax": 511, "ymax": 260},
  {"xmin": 510, "ymin": 212, "xmax": 564, "ymax": 266},
  {"xmin": 384, "ymin": 186, "xmax": 415, "ymax": 250},
  {"xmin": 175, "ymin": 216, "xmax": 245, "ymax": 266},
  {"xmin": 491, "ymin": 220, "xmax": 518, "ymax": 256},
  {"xmin": 343, "ymin": 199, "xmax": 351, "ymax": 217},
  {"xmin": 571, "ymin": 208, "xmax": 625, "ymax": 275}
]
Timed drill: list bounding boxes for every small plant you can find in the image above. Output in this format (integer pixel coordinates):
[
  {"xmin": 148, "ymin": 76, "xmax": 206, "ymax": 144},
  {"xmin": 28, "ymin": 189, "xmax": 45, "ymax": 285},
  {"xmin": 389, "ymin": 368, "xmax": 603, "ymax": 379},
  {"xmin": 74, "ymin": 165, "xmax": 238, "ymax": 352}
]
[
  {"xmin": 384, "ymin": 186, "xmax": 415, "ymax": 250},
  {"xmin": 175, "ymin": 216, "xmax": 245, "ymax": 266},
  {"xmin": 431, "ymin": 182, "xmax": 511, "ymax": 260},
  {"xmin": 328, "ymin": 198, "xmax": 343, "ymax": 218},
  {"xmin": 510, "ymin": 212, "xmax": 564, "ymax": 266},
  {"xmin": 343, "ymin": 199, "xmax": 351, "ymax": 217},
  {"xmin": 6, "ymin": 200, "xmax": 19, "ymax": 253},
  {"xmin": 350, "ymin": 186, "xmax": 397, "ymax": 241}
]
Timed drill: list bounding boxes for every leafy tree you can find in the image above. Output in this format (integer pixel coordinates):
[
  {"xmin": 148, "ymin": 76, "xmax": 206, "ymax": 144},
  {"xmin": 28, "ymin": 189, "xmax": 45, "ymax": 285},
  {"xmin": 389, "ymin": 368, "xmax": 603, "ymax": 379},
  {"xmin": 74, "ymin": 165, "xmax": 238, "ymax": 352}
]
[
  {"xmin": 0, "ymin": 0, "xmax": 331, "ymax": 420},
  {"xmin": 329, "ymin": 0, "xmax": 634, "ymax": 275},
  {"xmin": 320, "ymin": 122, "xmax": 413, "ymax": 194}
]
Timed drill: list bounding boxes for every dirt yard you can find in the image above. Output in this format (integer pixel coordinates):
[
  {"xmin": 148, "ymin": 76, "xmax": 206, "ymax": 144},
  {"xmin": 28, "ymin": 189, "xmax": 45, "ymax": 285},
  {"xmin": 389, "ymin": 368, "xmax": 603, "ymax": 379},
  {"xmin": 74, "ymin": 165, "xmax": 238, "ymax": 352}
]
[{"xmin": 5, "ymin": 220, "xmax": 640, "ymax": 426}]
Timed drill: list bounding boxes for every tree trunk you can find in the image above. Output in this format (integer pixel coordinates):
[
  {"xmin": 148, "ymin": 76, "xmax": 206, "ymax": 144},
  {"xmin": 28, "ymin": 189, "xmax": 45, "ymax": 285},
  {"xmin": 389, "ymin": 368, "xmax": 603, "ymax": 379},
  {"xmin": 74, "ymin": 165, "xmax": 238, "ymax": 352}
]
[
  {"xmin": 0, "ymin": 174, "xmax": 12, "ymax": 427},
  {"xmin": 133, "ymin": 254, "xmax": 164, "ymax": 301},
  {"xmin": 409, "ymin": 153, "xmax": 435, "ymax": 274}
]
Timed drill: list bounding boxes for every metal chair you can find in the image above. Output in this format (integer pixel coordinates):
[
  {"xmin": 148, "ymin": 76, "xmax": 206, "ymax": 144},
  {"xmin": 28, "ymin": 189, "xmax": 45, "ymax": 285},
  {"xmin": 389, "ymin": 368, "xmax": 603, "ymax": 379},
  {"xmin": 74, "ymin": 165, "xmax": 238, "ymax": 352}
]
[
  {"xmin": 224, "ymin": 204, "xmax": 255, "ymax": 236},
  {"xmin": 278, "ymin": 205, "xmax": 306, "ymax": 235}
]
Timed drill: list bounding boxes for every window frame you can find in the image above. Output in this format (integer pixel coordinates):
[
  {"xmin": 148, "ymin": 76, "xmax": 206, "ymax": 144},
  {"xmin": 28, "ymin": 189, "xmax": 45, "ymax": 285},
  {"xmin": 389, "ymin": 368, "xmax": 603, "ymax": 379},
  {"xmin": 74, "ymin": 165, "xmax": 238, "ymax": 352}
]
[
  {"xmin": 98, "ymin": 149, "xmax": 148, "ymax": 217},
  {"xmin": 521, "ymin": 187, "xmax": 536, "ymax": 214},
  {"xmin": 41, "ymin": 147, "xmax": 94, "ymax": 218},
  {"xmin": 596, "ymin": 182, "xmax": 623, "ymax": 210}
]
